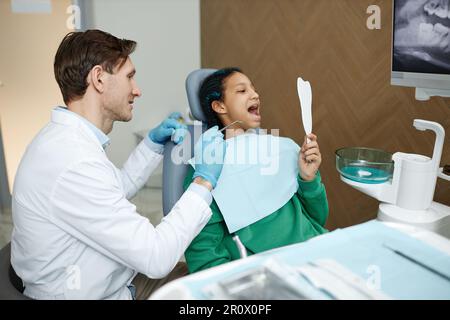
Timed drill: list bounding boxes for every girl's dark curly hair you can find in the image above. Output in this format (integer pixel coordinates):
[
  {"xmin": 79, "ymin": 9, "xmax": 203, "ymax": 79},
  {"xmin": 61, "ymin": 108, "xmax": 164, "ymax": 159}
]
[{"xmin": 198, "ymin": 67, "xmax": 242, "ymax": 129}]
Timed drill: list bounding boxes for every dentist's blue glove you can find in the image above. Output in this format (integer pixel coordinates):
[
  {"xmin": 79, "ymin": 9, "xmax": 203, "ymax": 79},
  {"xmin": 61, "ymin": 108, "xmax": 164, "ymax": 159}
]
[
  {"xmin": 148, "ymin": 112, "xmax": 187, "ymax": 145},
  {"xmin": 192, "ymin": 126, "xmax": 226, "ymax": 189}
]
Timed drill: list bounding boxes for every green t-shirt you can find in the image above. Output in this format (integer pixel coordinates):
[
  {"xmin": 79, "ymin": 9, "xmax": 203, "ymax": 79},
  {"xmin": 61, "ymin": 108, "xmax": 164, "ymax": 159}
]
[{"xmin": 183, "ymin": 166, "xmax": 329, "ymax": 273}]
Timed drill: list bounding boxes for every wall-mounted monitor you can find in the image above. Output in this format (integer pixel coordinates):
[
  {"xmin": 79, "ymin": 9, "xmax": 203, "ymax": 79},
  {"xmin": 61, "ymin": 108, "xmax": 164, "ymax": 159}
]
[{"xmin": 392, "ymin": 0, "xmax": 450, "ymax": 100}]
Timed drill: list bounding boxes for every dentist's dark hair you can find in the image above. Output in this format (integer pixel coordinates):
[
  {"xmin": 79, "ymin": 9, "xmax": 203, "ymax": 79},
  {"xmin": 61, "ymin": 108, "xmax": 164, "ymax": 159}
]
[
  {"xmin": 199, "ymin": 67, "xmax": 242, "ymax": 129},
  {"xmin": 54, "ymin": 29, "xmax": 137, "ymax": 104}
]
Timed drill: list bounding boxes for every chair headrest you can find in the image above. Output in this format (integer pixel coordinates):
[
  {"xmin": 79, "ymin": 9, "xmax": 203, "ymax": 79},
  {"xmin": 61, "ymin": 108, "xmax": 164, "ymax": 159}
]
[{"xmin": 185, "ymin": 68, "xmax": 217, "ymax": 122}]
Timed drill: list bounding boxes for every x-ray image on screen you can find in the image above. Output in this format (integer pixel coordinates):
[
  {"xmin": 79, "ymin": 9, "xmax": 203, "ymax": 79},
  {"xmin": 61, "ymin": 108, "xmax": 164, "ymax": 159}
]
[{"xmin": 393, "ymin": 0, "xmax": 450, "ymax": 73}]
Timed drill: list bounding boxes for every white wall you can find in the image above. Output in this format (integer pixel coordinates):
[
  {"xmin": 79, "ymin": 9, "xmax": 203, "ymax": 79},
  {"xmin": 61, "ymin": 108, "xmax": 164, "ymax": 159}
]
[
  {"xmin": 0, "ymin": 0, "xmax": 72, "ymax": 191},
  {"xmin": 88, "ymin": 0, "xmax": 201, "ymax": 172}
]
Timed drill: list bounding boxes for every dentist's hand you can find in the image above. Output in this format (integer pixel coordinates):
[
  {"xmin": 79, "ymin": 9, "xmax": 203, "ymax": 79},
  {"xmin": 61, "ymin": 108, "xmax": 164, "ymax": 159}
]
[
  {"xmin": 299, "ymin": 133, "xmax": 322, "ymax": 181},
  {"xmin": 192, "ymin": 126, "xmax": 226, "ymax": 189},
  {"xmin": 148, "ymin": 112, "xmax": 187, "ymax": 145}
]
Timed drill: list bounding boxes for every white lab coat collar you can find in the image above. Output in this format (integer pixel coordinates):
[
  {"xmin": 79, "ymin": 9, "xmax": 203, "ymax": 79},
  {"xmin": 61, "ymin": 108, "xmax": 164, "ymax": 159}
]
[
  {"xmin": 54, "ymin": 107, "xmax": 110, "ymax": 149},
  {"xmin": 51, "ymin": 108, "xmax": 107, "ymax": 151}
]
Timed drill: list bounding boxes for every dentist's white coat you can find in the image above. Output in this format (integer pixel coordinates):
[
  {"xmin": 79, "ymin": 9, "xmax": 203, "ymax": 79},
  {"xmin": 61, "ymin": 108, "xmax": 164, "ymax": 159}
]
[{"xmin": 11, "ymin": 110, "xmax": 211, "ymax": 299}]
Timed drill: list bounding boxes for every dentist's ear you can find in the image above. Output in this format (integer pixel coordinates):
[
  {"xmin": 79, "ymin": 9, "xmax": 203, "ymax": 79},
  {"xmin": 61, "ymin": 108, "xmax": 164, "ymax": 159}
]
[
  {"xmin": 89, "ymin": 65, "xmax": 105, "ymax": 93},
  {"xmin": 212, "ymin": 100, "xmax": 227, "ymax": 115}
]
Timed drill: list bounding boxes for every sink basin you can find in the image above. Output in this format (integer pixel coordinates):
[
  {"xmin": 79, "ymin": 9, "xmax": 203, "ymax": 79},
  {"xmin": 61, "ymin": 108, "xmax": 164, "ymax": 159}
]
[{"xmin": 335, "ymin": 147, "xmax": 394, "ymax": 184}]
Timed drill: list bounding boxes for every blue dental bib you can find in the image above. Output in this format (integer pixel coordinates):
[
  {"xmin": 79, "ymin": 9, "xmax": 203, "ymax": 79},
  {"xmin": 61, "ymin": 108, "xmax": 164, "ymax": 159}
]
[{"xmin": 192, "ymin": 133, "xmax": 300, "ymax": 233}]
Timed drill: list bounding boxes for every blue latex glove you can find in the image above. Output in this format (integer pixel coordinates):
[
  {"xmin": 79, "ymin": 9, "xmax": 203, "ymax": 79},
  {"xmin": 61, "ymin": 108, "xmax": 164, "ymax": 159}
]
[
  {"xmin": 192, "ymin": 126, "xmax": 226, "ymax": 188},
  {"xmin": 148, "ymin": 112, "xmax": 187, "ymax": 145}
]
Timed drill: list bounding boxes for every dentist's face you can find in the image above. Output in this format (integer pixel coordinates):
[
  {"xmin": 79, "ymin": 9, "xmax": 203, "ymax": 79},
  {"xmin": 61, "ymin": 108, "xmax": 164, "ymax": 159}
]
[
  {"xmin": 102, "ymin": 57, "xmax": 142, "ymax": 122},
  {"xmin": 214, "ymin": 72, "xmax": 261, "ymax": 130}
]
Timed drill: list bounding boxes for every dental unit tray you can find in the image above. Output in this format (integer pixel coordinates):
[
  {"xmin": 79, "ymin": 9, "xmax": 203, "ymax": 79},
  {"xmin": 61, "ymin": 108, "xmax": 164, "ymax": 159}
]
[
  {"xmin": 336, "ymin": 119, "xmax": 450, "ymax": 238},
  {"xmin": 202, "ymin": 258, "xmax": 390, "ymax": 300},
  {"xmin": 202, "ymin": 259, "xmax": 325, "ymax": 300}
]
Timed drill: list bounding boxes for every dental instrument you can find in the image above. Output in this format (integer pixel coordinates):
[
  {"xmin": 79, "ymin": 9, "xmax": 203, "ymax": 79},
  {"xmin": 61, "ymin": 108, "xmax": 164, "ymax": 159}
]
[
  {"xmin": 219, "ymin": 120, "xmax": 243, "ymax": 132},
  {"xmin": 232, "ymin": 235, "xmax": 248, "ymax": 258},
  {"xmin": 382, "ymin": 243, "xmax": 450, "ymax": 282},
  {"xmin": 336, "ymin": 119, "xmax": 450, "ymax": 239}
]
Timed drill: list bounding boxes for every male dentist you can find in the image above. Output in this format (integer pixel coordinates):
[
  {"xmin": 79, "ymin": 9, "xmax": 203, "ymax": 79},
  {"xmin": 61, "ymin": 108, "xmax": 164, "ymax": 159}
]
[{"xmin": 11, "ymin": 29, "xmax": 225, "ymax": 300}]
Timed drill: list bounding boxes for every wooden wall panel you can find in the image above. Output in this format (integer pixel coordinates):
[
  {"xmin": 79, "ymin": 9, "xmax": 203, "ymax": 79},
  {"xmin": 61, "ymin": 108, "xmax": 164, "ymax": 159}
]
[{"xmin": 201, "ymin": 0, "xmax": 450, "ymax": 230}]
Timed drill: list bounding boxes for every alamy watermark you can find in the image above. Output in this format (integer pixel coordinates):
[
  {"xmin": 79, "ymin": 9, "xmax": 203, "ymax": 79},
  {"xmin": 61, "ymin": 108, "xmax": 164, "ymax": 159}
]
[
  {"xmin": 65, "ymin": 5, "xmax": 382, "ymax": 32},
  {"xmin": 367, "ymin": 5, "xmax": 381, "ymax": 30},
  {"xmin": 66, "ymin": 5, "xmax": 81, "ymax": 30},
  {"xmin": 66, "ymin": 264, "xmax": 81, "ymax": 291},
  {"xmin": 170, "ymin": 127, "xmax": 282, "ymax": 176},
  {"xmin": 366, "ymin": 264, "xmax": 381, "ymax": 290}
]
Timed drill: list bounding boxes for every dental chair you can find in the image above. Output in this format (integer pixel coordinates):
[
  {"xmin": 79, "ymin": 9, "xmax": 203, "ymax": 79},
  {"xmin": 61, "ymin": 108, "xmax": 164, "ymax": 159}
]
[
  {"xmin": 162, "ymin": 68, "xmax": 217, "ymax": 215},
  {"xmin": 0, "ymin": 242, "xmax": 31, "ymax": 300}
]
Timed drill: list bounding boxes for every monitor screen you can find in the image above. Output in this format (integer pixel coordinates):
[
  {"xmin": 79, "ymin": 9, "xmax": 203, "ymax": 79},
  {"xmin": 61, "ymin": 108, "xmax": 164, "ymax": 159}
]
[{"xmin": 392, "ymin": 0, "xmax": 450, "ymax": 91}]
